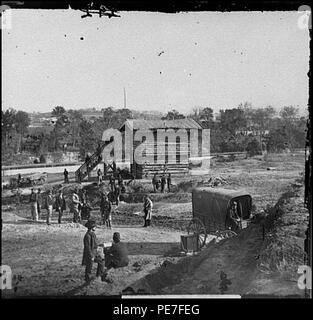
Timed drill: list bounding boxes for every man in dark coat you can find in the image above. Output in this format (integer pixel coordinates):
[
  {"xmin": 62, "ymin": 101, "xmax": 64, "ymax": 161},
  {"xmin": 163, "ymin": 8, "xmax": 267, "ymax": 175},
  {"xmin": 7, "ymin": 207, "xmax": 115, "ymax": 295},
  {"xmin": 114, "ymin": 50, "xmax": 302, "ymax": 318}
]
[
  {"xmin": 82, "ymin": 219, "xmax": 104, "ymax": 283},
  {"xmin": 117, "ymin": 172, "xmax": 123, "ymax": 187},
  {"xmin": 228, "ymin": 201, "xmax": 241, "ymax": 232},
  {"xmin": 63, "ymin": 169, "xmax": 69, "ymax": 183},
  {"xmin": 152, "ymin": 173, "xmax": 157, "ymax": 193},
  {"xmin": 167, "ymin": 173, "xmax": 172, "ymax": 192},
  {"xmin": 109, "ymin": 175, "xmax": 116, "ymax": 192},
  {"xmin": 45, "ymin": 189, "xmax": 54, "ymax": 225},
  {"xmin": 80, "ymin": 189, "xmax": 91, "ymax": 220},
  {"xmin": 17, "ymin": 173, "xmax": 22, "ymax": 187},
  {"xmin": 55, "ymin": 189, "xmax": 66, "ymax": 224},
  {"xmin": 161, "ymin": 175, "xmax": 166, "ymax": 193},
  {"xmin": 100, "ymin": 193, "xmax": 112, "ymax": 228},
  {"xmin": 29, "ymin": 188, "xmax": 38, "ymax": 221},
  {"xmin": 103, "ymin": 232, "xmax": 129, "ymax": 271},
  {"xmin": 97, "ymin": 168, "xmax": 103, "ymax": 186},
  {"xmin": 115, "ymin": 184, "xmax": 121, "ymax": 206},
  {"xmin": 37, "ymin": 188, "xmax": 42, "ymax": 218}
]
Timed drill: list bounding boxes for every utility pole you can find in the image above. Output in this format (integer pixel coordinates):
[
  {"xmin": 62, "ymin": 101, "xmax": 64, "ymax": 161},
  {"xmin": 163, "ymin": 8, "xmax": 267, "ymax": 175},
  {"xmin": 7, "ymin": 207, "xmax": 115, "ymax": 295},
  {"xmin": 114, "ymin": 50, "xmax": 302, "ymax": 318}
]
[{"xmin": 123, "ymin": 87, "xmax": 127, "ymax": 109}]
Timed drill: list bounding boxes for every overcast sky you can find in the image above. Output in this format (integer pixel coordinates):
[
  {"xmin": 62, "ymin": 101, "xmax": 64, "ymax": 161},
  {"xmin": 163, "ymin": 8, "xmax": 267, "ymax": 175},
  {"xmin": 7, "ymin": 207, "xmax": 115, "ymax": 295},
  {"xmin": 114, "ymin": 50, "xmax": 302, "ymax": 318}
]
[{"xmin": 2, "ymin": 9, "xmax": 310, "ymax": 115}]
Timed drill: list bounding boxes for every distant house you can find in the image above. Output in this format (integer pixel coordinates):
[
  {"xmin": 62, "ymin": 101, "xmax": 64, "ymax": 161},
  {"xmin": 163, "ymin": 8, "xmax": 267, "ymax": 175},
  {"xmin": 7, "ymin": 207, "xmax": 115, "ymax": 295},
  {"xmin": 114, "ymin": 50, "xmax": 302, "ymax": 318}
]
[{"xmin": 82, "ymin": 112, "xmax": 103, "ymax": 123}]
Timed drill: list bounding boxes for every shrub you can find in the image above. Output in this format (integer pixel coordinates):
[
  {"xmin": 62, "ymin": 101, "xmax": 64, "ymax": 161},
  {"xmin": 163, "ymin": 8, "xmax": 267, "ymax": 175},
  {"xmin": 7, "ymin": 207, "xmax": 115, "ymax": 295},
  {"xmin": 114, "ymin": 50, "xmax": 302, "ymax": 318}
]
[{"xmin": 246, "ymin": 138, "xmax": 261, "ymax": 157}]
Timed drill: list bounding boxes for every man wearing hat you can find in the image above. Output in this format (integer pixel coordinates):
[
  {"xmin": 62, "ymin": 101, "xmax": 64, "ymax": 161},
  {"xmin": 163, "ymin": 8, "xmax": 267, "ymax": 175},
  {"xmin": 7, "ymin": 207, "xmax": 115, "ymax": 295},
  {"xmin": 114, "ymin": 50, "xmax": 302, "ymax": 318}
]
[
  {"xmin": 37, "ymin": 188, "xmax": 42, "ymax": 219},
  {"xmin": 55, "ymin": 189, "xmax": 66, "ymax": 224},
  {"xmin": 29, "ymin": 188, "xmax": 38, "ymax": 221},
  {"xmin": 103, "ymin": 232, "xmax": 129, "ymax": 272},
  {"xmin": 82, "ymin": 219, "xmax": 105, "ymax": 283},
  {"xmin": 45, "ymin": 189, "xmax": 54, "ymax": 225},
  {"xmin": 100, "ymin": 192, "xmax": 112, "ymax": 229}
]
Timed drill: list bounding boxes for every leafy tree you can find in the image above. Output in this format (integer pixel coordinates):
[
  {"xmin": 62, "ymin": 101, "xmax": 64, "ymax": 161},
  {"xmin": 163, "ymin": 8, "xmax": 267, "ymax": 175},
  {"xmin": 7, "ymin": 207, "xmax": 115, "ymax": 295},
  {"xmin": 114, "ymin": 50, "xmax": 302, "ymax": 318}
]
[
  {"xmin": 280, "ymin": 106, "xmax": 299, "ymax": 122},
  {"xmin": 2, "ymin": 108, "xmax": 16, "ymax": 144},
  {"xmin": 67, "ymin": 109, "xmax": 83, "ymax": 148},
  {"xmin": 267, "ymin": 126, "xmax": 288, "ymax": 152},
  {"xmin": 14, "ymin": 111, "xmax": 30, "ymax": 152},
  {"xmin": 278, "ymin": 106, "xmax": 304, "ymax": 149},
  {"xmin": 189, "ymin": 107, "xmax": 213, "ymax": 128},
  {"xmin": 52, "ymin": 106, "xmax": 66, "ymax": 118},
  {"xmin": 79, "ymin": 119, "xmax": 98, "ymax": 158},
  {"xmin": 219, "ymin": 108, "xmax": 247, "ymax": 137},
  {"xmin": 246, "ymin": 138, "xmax": 261, "ymax": 157},
  {"xmin": 245, "ymin": 106, "xmax": 276, "ymax": 130},
  {"xmin": 15, "ymin": 111, "xmax": 30, "ymax": 134},
  {"xmin": 162, "ymin": 109, "xmax": 185, "ymax": 120}
]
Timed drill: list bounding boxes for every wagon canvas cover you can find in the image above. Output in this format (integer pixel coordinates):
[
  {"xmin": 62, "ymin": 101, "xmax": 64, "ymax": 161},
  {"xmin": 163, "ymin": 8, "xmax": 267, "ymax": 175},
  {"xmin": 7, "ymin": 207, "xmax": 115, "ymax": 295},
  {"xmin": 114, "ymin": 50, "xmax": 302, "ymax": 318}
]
[{"xmin": 192, "ymin": 187, "xmax": 252, "ymax": 231}]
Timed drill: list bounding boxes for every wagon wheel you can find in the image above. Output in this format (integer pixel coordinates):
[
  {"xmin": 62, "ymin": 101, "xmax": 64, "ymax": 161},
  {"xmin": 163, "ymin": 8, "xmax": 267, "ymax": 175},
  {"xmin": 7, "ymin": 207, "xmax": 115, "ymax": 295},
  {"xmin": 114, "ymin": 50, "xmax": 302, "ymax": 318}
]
[{"xmin": 187, "ymin": 218, "xmax": 207, "ymax": 249}]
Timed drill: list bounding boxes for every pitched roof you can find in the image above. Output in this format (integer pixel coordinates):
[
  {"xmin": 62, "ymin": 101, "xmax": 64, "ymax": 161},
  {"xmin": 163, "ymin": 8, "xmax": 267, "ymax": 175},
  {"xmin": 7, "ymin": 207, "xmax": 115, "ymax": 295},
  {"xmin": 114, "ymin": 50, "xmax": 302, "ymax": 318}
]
[{"xmin": 121, "ymin": 118, "xmax": 202, "ymax": 130}]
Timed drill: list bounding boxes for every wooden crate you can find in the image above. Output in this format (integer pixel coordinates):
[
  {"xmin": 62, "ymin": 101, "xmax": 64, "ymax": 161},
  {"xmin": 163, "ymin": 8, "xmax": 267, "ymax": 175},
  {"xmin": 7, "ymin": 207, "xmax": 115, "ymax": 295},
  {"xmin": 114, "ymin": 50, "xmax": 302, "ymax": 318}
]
[{"xmin": 180, "ymin": 234, "xmax": 199, "ymax": 252}]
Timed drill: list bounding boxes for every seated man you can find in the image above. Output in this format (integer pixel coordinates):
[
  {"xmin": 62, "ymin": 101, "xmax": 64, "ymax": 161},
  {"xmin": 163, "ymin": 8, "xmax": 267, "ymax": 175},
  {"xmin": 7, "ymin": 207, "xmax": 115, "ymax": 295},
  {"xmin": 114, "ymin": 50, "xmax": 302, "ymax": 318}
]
[
  {"xmin": 229, "ymin": 201, "xmax": 241, "ymax": 231},
  {"xmin": 101, "ymin": 232, "xmax": 129, "ymax": 277}
]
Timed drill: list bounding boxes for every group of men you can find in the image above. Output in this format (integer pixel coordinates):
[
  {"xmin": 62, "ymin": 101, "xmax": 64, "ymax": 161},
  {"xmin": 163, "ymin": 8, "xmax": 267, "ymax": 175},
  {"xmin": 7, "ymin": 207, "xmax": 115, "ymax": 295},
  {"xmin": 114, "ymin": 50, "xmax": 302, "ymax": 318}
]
[
  {"xmin": 82, "ymin": 221, "xmax": 129, "ymax": 283},
  {"xmin": 81, "ymin": 192, "xmax": 154, "ymax": 283},
  {"xmin": 97, "ymin": 168, "xmax": 125, "ymax": 189},
  {"xmin": 28, "ymin": 185, "xmax": 114, "ymax": 227},
  {"xmin": 152, "ymin": 173, "xmax": 171, "ymax": 193},
  {"xmin": 29, "ymin": 188, "xmax": 66, "ymax": 225}
]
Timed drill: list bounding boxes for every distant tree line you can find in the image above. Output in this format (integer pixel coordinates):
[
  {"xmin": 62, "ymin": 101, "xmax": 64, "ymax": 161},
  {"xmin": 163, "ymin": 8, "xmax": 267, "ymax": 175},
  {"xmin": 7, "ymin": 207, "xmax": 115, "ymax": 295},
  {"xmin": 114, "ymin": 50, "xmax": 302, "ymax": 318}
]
[
  {"xmin": 163, "ymin": 103, "xmax": 307, "ymax": 154},
  {"xmin": 1, "ymin": 103, "xmax": 307, "ymax": 165}
]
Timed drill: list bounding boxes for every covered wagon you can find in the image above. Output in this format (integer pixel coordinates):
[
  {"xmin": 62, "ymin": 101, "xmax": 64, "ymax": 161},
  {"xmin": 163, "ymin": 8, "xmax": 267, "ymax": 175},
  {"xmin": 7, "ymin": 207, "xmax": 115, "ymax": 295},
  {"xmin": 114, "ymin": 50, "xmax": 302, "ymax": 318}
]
[{"xmin": 187, "ymin": 187, "xmax": 253, "ymax": 248}]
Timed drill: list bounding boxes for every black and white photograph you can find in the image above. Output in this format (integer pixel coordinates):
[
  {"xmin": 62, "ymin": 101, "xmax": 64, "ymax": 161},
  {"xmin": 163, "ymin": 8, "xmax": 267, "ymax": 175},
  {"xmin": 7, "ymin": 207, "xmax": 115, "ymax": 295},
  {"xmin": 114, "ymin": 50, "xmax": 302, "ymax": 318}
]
[{"xmin": 1, "ymin": 0, "xmax": 311, "ymax": 304}]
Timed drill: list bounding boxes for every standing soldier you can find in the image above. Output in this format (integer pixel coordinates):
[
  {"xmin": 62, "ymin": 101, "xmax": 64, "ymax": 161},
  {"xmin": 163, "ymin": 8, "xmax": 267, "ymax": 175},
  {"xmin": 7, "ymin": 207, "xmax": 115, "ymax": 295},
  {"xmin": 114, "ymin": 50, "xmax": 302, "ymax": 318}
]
[
  {"xmin": 97, "ymin": 168, "xmax": 103, "ymax": 186},
  {"xmin": 15, "ymin": 187, "xmax": 22, "ymax": 207},
  {"xmin": 80, "ymin": 189, "xmax": 87, "ymax": 206},
  {"xmin": 167, "ymin": 173, "xmax": 172, "ymax": 192},
  {"xmin": 152, "ymin": 173, "xmax": 157, "ymax": 193},
  {"xmin": 45, "ymin": 189, "xmax": 54, "ymax": 225},
  {"xmin": 156, "ymin": 177, "xmax": 161, "ymax": 191},
  {"xmin": 29, "ymin": 188, "xmax": 38, "ymax": 221},
  {"xmin": 82, "ymin": 219, "xmax": 105, "ymax": 283},
  {"xmin": 112, "ymin": 160, "xmax": 117, "ymax": 173},
  {"xmin": 161, "ymin": 175, "xmax": 166, "ymax": 193},
  {"xmin": 100, "ymin": 193, "xmax": 112, "ymax": 229},
  {"xmin": 64, "ymin": 168, "xmax": 69, "ymax": 183},
  {"xmin": 17, "ymin": 173, "xmax": 22, "ymax": 187},
  {"xmin": 109, "ymin": 175, "xmax": 115, "ymax": 192},
  {"xmin": 115, "ymin": 184, "xmax": 121, "ymax": 206},
  {"xmin": 55, "ymin": 189, "xmax": 66, "ymax": 224},
  {"xmin": 143, "ymin": 195, "xmax": 153, "ymax": 227},
  {"xmin": 37, "ymin": 188, "xmax": 43, "ymax": 219},
  {"xmin": 117, "ymin": 171, "xmax": 123, "ymax": 187},
  {"xmin": 80, "ymin": 189, "xmax": 91, "ymax": 220},
  {"xmin": 72, "ymin": 188, "xmax": 82, "ymax": 223}
]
